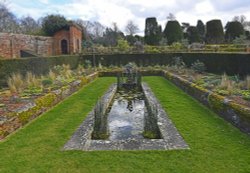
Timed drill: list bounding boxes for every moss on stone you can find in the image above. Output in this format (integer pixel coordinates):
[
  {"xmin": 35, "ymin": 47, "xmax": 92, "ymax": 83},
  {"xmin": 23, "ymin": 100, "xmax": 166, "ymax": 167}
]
[{"xmin": 208, "ymin": 93, "xmax": 225, "ymax": 112}]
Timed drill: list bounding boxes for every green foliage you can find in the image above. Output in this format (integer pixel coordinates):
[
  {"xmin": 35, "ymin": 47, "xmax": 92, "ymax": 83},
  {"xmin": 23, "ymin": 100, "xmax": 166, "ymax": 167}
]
[
  {"xmin": 233, "ymin": 35, "xmax": 248, "ymax": 44},
  {"xmin": 144, "ymin": 17, "xmax": 162, "ymax": 45},
  {"xmin": 225, "ymin": 21, "xmax": 245, "ymax": 42},
  {"xmin": 117, "ymin": 38, "xmax": 130, "ymax": 52},
  {"xmin": 163, "ymin": 20, "xmax": 183, "ymax": 45},
  {"xmin": 196, "ymin": 20, "xmax": 205, "ymax": 41},
  {"xmin": 191, "ymin": 60, "xmax": 206, "ymax": 73},
  {"xmin": 21, "ymin": 87, "xmax": 43, "ymax": 97},
  {"xmin": 0, "ymin": 55, "xmax": 81, "ymax": 87},
  {"xmin": 42, "ymin": 78, "xmax": 53, "ymax": 87},
  {"xmin": 1, "ymin": 77, "xmax": 250, "ymax": 172},
  {"xmin": 171, "ymin": 56, "xmax": 185, "ymax": 68},
  {"xmin": 170, "ymin": 42, "xmax": 182, "ymax": 51},
  {"xmin": 206, "ymin": 20, "xmax": 224, "ymax": 44},
  {"xmin": 144, "ymin": 46, "xmax": 161, "ymax": 53},
  {"xmin": 186, "ymin": 26, "xmax": 201, "ymax": 43},
  {"xmin": 239, "ymin": 90, "xmax": 250, "ymax": 101},
  {"xmin": 41, "ymin": 14, "xmax": 69, "ymax": 36}
]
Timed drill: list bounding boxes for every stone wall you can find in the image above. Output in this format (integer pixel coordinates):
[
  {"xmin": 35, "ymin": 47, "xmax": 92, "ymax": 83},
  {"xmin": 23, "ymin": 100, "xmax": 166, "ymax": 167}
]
[{"xmin": 0, "ymin": 33, "xmax": 53, "ymax": 59}]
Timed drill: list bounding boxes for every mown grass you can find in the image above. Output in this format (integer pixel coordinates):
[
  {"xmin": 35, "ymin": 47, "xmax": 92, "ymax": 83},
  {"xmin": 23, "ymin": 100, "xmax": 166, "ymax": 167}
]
[{"xmin": 0, "ymin": 76, "xmax": 250, "ymax": 173}]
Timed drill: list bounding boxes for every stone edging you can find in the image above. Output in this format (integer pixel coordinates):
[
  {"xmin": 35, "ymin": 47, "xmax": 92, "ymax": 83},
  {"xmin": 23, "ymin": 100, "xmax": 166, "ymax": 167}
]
[
  {"xmin": 162, "ymin": 70, "xmax": 250, "ymax": 136},
  {"xmin": 63, "ymin": 83, "xmax": 189, "ymax": 151}
]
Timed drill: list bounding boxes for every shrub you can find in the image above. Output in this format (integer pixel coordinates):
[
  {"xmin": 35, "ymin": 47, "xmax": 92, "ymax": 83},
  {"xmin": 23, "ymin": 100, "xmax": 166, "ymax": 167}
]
[
  {"xmin": 117, "ymin": 38, "xmax": 130, "ymax": 52},
  {"xmin": 172, "ymin": 56, "xmax": 186, "ymax": 69},
  {"xmin": 191, "ymin": 60, "xmax": 206, "ymax": 73},
  {"xmin": 42, "ymin": 79, "xmax": 53, "ymax": 87}
]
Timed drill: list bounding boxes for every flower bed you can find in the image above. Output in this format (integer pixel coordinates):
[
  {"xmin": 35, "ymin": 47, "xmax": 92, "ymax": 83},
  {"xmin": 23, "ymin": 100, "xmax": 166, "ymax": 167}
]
[{"xmin": 0, "ymin": 72, "xmax": 98, "ymax": 140}]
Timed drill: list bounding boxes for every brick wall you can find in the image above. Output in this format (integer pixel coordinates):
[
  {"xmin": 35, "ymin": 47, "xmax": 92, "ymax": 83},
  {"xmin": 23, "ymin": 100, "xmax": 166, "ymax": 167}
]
[
  {"xmin": 69, "ymin": 25, "xmax": 82, "ymax": 54},
  {"xmin": 0, "ymin": 25, "xmax": 82, "ymax": 59},
  {"xmin": 0, "ymin": 33, "xmax": 53, "ymax": 59},
  {"xmin": 53, "ymin": 30, "xmax": 70, "ymax": 55},
  {"xmin": 53, "ymin": 25, "xmax": 82, "ymax": 55}
]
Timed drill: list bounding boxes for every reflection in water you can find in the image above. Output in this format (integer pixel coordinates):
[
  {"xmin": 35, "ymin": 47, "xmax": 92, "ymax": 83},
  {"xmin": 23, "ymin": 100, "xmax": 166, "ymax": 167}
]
[{"xmin": 108, "ymin": 90, "xmax": 145, "ymax": 140}]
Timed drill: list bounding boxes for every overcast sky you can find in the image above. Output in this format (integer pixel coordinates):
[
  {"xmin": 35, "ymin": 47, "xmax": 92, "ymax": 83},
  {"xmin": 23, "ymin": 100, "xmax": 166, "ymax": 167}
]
[{"xmin": 9, "ymin": 0, "xmax": 250, "ymax": 35}]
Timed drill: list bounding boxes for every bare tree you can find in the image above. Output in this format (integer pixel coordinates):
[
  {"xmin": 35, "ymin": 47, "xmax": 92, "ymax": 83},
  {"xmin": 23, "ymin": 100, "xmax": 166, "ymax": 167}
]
[
  {"xmin": 74, "ymin": 19, "xmax": 105, "ymax": 40},
  {"xmin": 167, "ymin": 13, "xmax": 176, "ymax": 21},
  {"xmin": 233, "ymin": 15, "xmax": 250, "ymax": 31},
  {"xmin": 92, "ymin": 21, "xmax": 105, "ymax": 38},
  {"xmin": 0, "ymin": 0, "xmax": 20, "ymax": 33},
  {"xmin": 19, "ymin": 16, "xmax": 40, "ymax": 34},
  {"xmin": 125, "ymin": 20, "xmax": 139, "ymax": 35}
]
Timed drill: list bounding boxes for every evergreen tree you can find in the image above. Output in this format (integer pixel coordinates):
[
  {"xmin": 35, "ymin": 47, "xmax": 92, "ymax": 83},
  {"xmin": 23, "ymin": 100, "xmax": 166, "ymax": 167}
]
[
  {"xmin": 144, "ymin": 17, "xmax": 162, "ymax": 45},
  {"xmin": 163, "ymin": 20, "xmax": 183, "ymax": 45},
  {"xmin": 196, "ymin": 20, "xmax": 205, "ymax": 42},
  {"xmin": 186, "ymin": 26, "xmax": 200, "ymax": 43},
  {"xmin": 41, "ymin": 14, "xmax": 69, "ymax": 36},
  {"xmin": 206, "ymin": 19, "xmax": 224, "ymax": 44},
  {"xmin": 225, "ymin": 21, "xmax": 244, "ymax": 42}
]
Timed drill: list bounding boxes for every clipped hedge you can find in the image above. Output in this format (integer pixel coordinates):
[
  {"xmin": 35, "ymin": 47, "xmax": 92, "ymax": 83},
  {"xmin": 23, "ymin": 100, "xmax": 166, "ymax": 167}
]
[
  {"xmin": 0, "ymin": 55, "xmax": 84, "ymax": 87},
  {"xmin": 1, "ymin": 53, "xmax": 250, "ymax": 87},
  {"xmin": 83, "ymin": 53, "xmax": 250, "ymax": 76}
]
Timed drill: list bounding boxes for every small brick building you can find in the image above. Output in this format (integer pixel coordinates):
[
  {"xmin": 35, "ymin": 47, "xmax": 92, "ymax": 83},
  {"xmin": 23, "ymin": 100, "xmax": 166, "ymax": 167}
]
[{"xmin": 0, "ymin": 24, "xmax": 82, "ymax": 59}]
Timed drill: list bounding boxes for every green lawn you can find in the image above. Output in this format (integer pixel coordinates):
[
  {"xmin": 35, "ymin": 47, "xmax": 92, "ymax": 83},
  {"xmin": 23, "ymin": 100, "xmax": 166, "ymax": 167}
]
[{"xmin": 0, "ymin": 76, "xmax": 250, "ymax": 173}]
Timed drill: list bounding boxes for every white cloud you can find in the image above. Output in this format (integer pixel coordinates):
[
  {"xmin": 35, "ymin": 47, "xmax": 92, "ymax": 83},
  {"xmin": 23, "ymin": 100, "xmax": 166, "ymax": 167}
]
[
  {"xmin": 195, "ymin": 0, "xmax": 214, "ymax": 14},
  {"xmin": 9, "ymin": 0, "xmax": 250, "ymax": 34},
  {"xmin": 39, "ymin": 0, "xmax": 49, "ymax": 4}
]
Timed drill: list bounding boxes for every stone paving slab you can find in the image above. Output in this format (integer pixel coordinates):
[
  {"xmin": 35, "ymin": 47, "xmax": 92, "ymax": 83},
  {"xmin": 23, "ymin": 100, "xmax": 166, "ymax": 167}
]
[{"xmin": 63, "ymin": 83, "xmax": 189, "ymax": 151}]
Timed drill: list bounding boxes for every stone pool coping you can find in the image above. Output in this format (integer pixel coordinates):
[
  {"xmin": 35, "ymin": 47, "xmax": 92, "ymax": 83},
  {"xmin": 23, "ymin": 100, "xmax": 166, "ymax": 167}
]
[{"xmin": 63, "ymin": 83, "xmax": 189, "ymax": 151}]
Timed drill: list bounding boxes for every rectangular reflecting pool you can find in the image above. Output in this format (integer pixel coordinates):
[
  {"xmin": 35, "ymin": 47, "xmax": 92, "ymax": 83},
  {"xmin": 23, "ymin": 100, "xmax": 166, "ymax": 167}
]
[
  {"xmin": 108, "ymin": 89, "xmax": 145, "ymax": 140},
  {"xmin": 64, "ymin": 83, "xmax": 189, "ymax": 151}
]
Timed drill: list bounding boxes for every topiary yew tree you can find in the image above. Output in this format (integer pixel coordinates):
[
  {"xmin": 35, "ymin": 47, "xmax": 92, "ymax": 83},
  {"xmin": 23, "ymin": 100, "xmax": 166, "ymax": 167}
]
[
  {"xmin": 186, "ymin": 26, "xmax": 201, "ymax": 43},
  {"xmin": 206, "ymin": 19, "xmax": 224, "ymax": 44},
  {"xmin": 144, "ymin": 17, "xmax": 162, "ymax": 45},
  {"xmin": 41, "ymin": 14, "xmax": 69, "ymax": 36},
  {"xmin": 163, "ymin": 20, "xmax": 183, "ymax": 45},
  {"xmin": 225, "ymin": 21, "xmax": 244, "ymax": 42},
  {"xmin": 196, "ymin": 20, "xmax": 205, "ymax": 42}
]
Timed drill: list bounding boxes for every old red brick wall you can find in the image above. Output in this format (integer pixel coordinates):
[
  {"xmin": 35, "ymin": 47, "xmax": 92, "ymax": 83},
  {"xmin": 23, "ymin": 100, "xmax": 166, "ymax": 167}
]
[
  {"xmin": 53, "ymin": 30, "xmax": 70, "ymax": 55},
  {"xmin": 0, "ymin": 25, "xmax": 82, "ymax": 59},
  {"xmin": 0, "ymin": 33, "xmax": 53, "ymax": 59},
  {"xmin": 69, "ymin": 25, "xmax": 82, "ymax": 54},
  {"xmin": 53, "ymin": 25, "xmax": 82, "ymax": 55}
]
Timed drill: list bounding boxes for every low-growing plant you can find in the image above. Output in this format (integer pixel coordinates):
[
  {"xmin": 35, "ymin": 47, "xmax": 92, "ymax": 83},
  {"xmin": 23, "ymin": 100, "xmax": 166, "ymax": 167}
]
[
  {"xmin": 25, "ymin": 72, "xmax": 40, "ymax": 88},
  {"xmin": 62, "ymin": 64, "xmax": 72, "ymax": 79},
  {"xmin": 7, "ymin": 73, "xmax": 24, "ymax": 94},
  {"xmin": 191, "ymin": 60, "xmax": 206, "ymax": 73},
  {"xmin": 77, "ymin": 64, "xmax": 85, "ymax": 75},
  {"xmin": 215, "ymin": 73, "xmax": 239, "ymax": 95},
  {"xmin": 171, "ymin": 56, "xmax": 186, "ymax": 70},
  {"xmin": 48, "ymin": 70, "xmax": 57, "ymax": 81},
  {"xmin": 42, "ymin": 79, "xmax": 53, "ymax": 87}
]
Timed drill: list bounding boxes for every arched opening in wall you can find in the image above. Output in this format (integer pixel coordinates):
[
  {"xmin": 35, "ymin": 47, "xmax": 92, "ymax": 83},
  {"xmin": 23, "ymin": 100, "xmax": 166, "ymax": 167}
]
[
  {"xmin": 61, "ymin": 39, "xmax": 68, "ymax": 54},
  {"xmin": 77, "ymin": 39, "xmax": 80, "ymax": 53}
]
